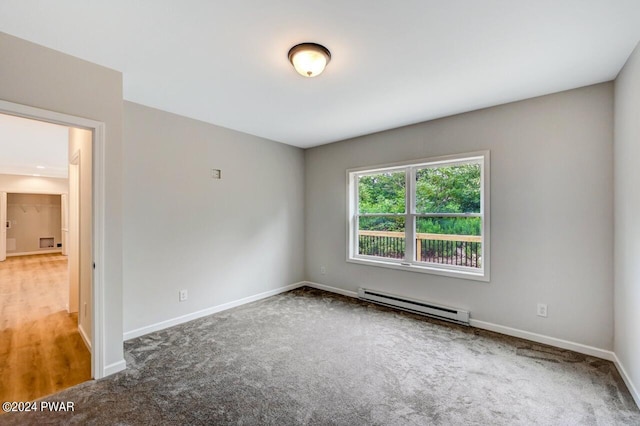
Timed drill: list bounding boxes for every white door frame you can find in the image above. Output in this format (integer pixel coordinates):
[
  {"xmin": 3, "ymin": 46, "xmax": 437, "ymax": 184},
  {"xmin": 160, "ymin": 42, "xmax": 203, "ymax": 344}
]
[
  {"xmin": 68, "ymin": 151, "xmax": 80, "ymax": 315},
  {"xmin": 0, "ymin": 99, "xmax": 106, "ymax": 379},
  {"xmin": 0, "ymin": 192, "xmax": 6, "ymax": 261},
  {"xmin": 61, "ymin": 193, "xmax": 69, "ymax": 256}
]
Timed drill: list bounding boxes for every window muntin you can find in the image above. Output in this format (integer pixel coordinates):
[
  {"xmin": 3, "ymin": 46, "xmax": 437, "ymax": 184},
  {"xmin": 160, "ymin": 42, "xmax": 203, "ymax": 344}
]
[{"xmin": 348, "ymin": 152, "xmax": 489, "ymax": 281}]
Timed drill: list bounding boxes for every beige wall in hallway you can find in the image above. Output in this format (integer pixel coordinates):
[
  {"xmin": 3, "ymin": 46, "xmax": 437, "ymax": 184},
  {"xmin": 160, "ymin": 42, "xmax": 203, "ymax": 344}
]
[
  {"xmin": 6, "ymin": 193, "xmax": 62, "ymax": 253},
  {"xmin": 68, "ymin": 127, "xmax": 92, "ymax": 344},
  {"xmin": 0, "ymin": 174, "xmax": 68, "ymax": 194}
]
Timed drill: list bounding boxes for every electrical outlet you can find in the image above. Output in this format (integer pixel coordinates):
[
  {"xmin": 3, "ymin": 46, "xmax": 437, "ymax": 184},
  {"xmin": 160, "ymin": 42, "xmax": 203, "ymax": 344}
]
[
  {"xmin": 537, "ymin": 303, "xmax": 548, "ymax": 317},
  {"xmin": 320, "ymin": 266, "xmax": 326, "ymax": 275},
  {"xmin": 179, "ymin": 289, "xmax": 188, "ymax": 302}
]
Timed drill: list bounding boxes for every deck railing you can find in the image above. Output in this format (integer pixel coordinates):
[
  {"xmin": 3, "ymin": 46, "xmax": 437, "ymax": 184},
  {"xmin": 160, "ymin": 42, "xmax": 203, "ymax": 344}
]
[{"xmin": 358, "ymin": 230, "xmax": 481, "ymax": 268}]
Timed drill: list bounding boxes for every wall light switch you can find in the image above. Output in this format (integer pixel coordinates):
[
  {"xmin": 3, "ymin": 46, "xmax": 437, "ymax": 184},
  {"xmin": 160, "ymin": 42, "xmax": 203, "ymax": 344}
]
[{"xmin": 211, "ymin": 169, "xmax": 221, "ymax": 179}]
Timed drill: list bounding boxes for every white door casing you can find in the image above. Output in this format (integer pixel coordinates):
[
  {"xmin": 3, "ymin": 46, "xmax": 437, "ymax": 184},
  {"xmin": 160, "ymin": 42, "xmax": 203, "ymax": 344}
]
[
  {"xmin": 61, "ymin": 193, "xmax": 69, "ymax": 256},
  {"xmin": 0, "ymin": 192, "xmax": 6, "ymax": 261},
  {"xmin": 68, "ymin": 153, "xmax": 80, "ymax": 314}
]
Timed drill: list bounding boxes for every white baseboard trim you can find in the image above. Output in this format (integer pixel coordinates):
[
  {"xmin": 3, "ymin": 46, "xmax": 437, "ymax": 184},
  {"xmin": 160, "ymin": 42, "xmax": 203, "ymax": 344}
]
[
  {"xmin": 303, "ymin": 281, "xmax": 615, "ymax": 362},
  {"xmin": 103, "ymin": 360, "xmax": 126, "ymax": 377},
  {"xmin": 7, "ymin": 249, "xmax": 62, "ymax": 257},
  {"xmin": 306, "ymin": 281, "xmax": 638, "ymax": 409},
  {"xmin": 78, "ymin": 323, "xmax": 91, "ymax": 351},
  {"xmin": 304, "ymin": 281, "xmax": 358, "ymax": 298},
  {"xmin": 123, "ymin": 282, "xmax": 307, "ymax": 341},
  {"xmin": 118, "ymin": 279, "xmax": 639, "ymax": 409},
  {"xmin": 613, "ymin": 353, "xmax": 640, "ymax": 408},
  {"xmin": 469, "ymin": 319, "xmax": 615, "ymax": 361}
]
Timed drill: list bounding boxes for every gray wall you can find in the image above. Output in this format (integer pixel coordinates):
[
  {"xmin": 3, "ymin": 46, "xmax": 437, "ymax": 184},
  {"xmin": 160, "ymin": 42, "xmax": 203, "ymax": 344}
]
[
  {"xmin": 2, "ymin": 31, "xmax": 629, "ymax": 388},
  {"xmin": 305, "ymin": 83, "xmax": 614, "ymax": 350},
  {"xmin": 0, "ymin": 32, "xmax": 124, "ymax": 370},
  {"xmin": 614, "ymin": 42, "xmax": 640, "ymax": 400},
  {"xmin": 122, "ymin": 102, "xmax": 305, "ymax": 334}
]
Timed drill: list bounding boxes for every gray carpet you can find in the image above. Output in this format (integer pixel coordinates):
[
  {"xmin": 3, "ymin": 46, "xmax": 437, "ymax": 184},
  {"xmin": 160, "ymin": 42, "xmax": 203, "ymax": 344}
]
[{"xmin": 1, "ymin": 287, "xmax": 638, "ymax": 425}]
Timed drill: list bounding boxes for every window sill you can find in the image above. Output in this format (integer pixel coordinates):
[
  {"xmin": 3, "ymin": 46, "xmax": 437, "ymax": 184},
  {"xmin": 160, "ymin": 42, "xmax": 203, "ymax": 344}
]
[{"xmin": 346, "ymin": 257, "xmax": 489, "ymax": 282}]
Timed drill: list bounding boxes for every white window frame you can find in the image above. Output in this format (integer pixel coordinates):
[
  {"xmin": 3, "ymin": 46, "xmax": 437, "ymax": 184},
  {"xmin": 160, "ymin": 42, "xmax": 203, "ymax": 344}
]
[{"xmin": 346, "ymin": 151, "xmax": 490, "ymax": 282}]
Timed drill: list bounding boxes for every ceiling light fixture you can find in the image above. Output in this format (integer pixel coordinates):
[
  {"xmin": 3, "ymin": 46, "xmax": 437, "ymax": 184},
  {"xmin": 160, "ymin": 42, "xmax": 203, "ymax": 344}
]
[
  {"xmin": 288, "ymin": 43, "xmax": 331, "ymax": 78},
  {"xmin": 36, "ymin": 165, "xmax": 45, "ymax": 169}
]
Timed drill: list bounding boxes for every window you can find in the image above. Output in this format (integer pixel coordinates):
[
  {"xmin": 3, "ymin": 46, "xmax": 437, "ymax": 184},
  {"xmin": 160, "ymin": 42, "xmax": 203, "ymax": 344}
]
[{"xmin": 347, "ymin": 151, "xmax": 490, "ymax": 281}]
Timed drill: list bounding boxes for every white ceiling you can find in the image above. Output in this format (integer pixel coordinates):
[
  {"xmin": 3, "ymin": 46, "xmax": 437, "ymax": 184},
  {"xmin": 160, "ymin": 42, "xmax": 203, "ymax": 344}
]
[
  {"xmin": 0, "ymin": 1, "xmax": 639, "ymax": 148},
  {"xmin": 0, "ymin": 113, "xmax": 69, "ymax": 178}
]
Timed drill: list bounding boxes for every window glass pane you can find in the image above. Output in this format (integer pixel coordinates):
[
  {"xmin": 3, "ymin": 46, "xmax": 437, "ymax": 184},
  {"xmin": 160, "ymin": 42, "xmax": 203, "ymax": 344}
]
[
  {"xmin": 415, "ymin": 217, "xmax": 481, "ymax": 267},
  {"xmin": 415, "ymin": 163, "xmax": 481, "ymax": 214},
  {"xmin": 358, "ymin": 171, "xmax": 405, "ymax": 214},
  {"xmin": 358, "ymin": 216, "xmax": 405, "ymax": 259}
]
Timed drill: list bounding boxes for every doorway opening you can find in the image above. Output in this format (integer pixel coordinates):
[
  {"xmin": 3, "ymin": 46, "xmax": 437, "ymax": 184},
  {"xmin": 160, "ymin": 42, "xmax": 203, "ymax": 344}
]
[{"xmin": 0, "ymin": 101, "xmax": 106, "ymax": 401}]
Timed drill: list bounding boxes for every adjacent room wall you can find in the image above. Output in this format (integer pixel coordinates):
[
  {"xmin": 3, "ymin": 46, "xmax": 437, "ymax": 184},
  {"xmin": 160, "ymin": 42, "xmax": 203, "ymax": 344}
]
[
  {"xmin": 0, "ymin": 174, "xmax": 68, "ymax": 194},
  {"xmin": 6, "ymin": 193, "xmax": 61, "ymax": 253},
  {"xmin": 0, "ymin": 32, "xmax": 124, "ymax": 373},
  {"xmin": 122, "ymin": 102, "xmax": 305, "ymax": 335},
  {"xmin": 614, "ymin": 41, "xmax": 640, "ymax": 403},
  {"xmin": 69, "ymin": 128, "xmax": 93, "ymax": 345},
  {"xmin": 305, "ymin": 83, "xmax": 614, "ymax": 351},
  {"xmin": 0, "ymin": 174, "xmax": 68, "ymax": 260}
]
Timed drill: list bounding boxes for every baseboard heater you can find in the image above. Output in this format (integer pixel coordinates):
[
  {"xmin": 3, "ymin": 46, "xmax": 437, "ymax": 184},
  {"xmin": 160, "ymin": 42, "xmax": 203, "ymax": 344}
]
[{"xmin": 358, "ymin": 288, "xmax": 470, "ymax": 326}]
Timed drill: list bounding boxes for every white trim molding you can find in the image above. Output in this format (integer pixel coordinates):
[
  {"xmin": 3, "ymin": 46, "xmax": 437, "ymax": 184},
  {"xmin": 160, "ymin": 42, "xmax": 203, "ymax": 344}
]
[
  {"xmin": 103, "ymin": 360, "xmax": 126, "ymax": 377},
  {"xmin": 78, "ymin": 323, "xmax": 91, "ymax": 352},
  {"xmin": 7, "ymin": 249, "xmax": 63, "ymax": 257},
  {"xmin": 123, "ymin": 282, "xmax": 307, "ymax": 341},
  {"xmin": 304, "ymin": 281, "xmax": 358, "ymax": 298},
  {"xmin": 469, "ymin": 319, "xmax": 615, "ymax": 361},
  {"xmin": 613, "ymin": 354, "xmax": 640, "ymax": 408},
  {"xmin": 91, "ymin": 121, "xmax": 107, "ymax": 379},
  {"xmin": 118, "ymin": 278, "xmax": 639, "ymax": 410},
  {"xmin": 306, "ymin": 281, "xmax": 637, "ymax": 409},
  {"xmin": 304, "ymin": 281, "xmax": 616, "ymax": 361}
]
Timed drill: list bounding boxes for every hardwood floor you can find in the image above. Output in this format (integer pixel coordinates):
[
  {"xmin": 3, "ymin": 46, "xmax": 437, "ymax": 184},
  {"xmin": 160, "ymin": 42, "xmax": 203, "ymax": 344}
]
[{"xmin": 0, "ymin": 254, "xmax": 90, "ymax": 403}]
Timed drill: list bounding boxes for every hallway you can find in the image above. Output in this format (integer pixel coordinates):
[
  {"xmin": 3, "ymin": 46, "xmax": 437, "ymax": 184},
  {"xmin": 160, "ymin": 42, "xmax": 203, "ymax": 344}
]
[{"xmin": 0, "ymin": 254, "xmax": 90, "ymax": 402}]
